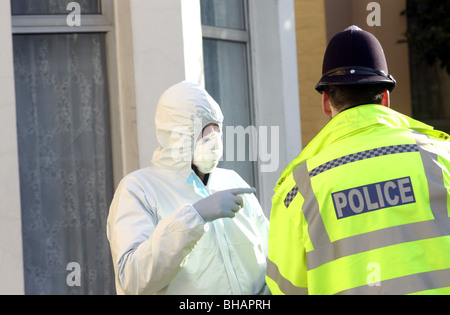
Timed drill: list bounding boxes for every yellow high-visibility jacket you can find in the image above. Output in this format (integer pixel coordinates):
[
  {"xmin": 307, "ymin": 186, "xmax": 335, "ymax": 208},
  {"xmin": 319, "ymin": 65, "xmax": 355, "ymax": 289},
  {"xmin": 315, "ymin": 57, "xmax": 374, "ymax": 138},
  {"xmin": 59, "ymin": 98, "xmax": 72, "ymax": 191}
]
[{"xmin": 266, "ymin": 104, "xmax": 450, "ymax": 295}]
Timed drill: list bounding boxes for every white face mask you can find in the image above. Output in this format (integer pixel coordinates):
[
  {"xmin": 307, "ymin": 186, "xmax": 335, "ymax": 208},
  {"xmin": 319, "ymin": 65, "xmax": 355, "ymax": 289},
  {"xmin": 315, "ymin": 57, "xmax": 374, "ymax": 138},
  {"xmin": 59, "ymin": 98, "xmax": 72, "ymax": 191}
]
[{"xmin": 192, "ymin": 131, "xmax": 223, "ymax": 174}]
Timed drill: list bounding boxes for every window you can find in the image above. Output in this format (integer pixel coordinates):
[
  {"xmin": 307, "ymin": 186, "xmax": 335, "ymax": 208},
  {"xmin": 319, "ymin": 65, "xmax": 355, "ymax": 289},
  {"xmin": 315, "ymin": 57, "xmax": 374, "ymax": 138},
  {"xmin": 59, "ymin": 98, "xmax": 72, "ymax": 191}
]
[
  {"xmin": 12, "ymin": 0, "xmax": 115, "ymax": 294},
  {"xmin": 200, "ymin": 0, "xmax": 257, "ymax": 188},
  {"xmin": 11, "ymin": 0, "xmax": 101, "ymax": 15}
]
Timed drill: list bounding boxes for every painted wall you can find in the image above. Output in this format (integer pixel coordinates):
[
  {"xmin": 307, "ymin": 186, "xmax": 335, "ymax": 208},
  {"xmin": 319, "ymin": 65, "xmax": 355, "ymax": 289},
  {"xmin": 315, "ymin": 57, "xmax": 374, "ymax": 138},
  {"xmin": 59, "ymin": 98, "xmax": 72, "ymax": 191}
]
[{"xmin": 296, "ymin": 0, "xmax": 412, "ymax": 147}]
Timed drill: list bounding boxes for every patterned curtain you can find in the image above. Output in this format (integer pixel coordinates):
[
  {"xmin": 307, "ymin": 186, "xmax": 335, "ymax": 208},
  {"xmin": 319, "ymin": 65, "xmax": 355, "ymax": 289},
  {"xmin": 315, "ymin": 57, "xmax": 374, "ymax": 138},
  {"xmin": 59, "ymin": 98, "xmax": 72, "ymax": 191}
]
[{"xmin": 13, "ymin": 33, "xmax": 115, "ymax": 294}]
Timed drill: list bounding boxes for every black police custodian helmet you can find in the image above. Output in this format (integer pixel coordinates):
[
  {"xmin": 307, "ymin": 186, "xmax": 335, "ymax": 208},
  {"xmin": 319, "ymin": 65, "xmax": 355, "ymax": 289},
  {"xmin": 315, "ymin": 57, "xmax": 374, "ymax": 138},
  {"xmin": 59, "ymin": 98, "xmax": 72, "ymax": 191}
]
[{"xmin": 315, "ymin": 26, "xmax": 396, "ymax": 94}]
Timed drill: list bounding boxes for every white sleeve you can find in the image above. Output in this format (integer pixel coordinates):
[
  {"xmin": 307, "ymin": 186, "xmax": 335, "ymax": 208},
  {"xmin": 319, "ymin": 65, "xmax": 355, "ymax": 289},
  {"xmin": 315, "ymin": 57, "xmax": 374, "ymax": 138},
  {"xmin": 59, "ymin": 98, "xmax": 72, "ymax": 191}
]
[{"xmin": 106, "ymin": 177, "xmax": 206, "ymax": 295}]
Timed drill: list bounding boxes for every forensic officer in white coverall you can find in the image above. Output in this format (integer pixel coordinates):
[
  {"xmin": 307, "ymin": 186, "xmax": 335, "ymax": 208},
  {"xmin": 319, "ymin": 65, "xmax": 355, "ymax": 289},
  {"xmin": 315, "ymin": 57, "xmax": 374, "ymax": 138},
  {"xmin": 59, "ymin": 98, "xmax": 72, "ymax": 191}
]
[{"xmin": 107, "ymin": 81, "xmax": 269, "ymax": 295}]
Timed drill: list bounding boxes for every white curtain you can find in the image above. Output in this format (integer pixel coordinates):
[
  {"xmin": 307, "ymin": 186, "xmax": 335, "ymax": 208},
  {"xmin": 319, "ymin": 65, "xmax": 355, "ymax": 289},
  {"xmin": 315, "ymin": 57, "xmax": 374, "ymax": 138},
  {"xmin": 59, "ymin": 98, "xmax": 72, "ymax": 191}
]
[
  {"xmin": 203, "ymin": 38, "xmax": 256, "ymax": 188},
  {"xmin": 201, "ymin": 0, "xmax": 256, "ymax": 188},
  {"xmin": 200, "ymin": 0, "xmax": 245, "ymax": 29},
  {"xmin": 13, "ymin": 33, "xmax": 115, "ymax": 294}
]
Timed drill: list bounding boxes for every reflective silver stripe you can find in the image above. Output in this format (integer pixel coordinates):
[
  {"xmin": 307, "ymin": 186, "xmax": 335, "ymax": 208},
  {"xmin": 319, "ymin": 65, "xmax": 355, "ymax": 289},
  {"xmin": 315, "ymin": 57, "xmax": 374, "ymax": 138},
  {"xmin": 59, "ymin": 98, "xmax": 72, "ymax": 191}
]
[
  {"xmin": 293, "ymin": 137, "xmax": 450, "ymax": 272},
  {"xmin": 266, "ymin": 259, "xmax": 308, "ymax": 295},
  {"xmin": 305, "ymin": 220, "xmax": 448, "ymax": 270},
  {"xmin": 294, "ymin": 163, "xmax": 331, "ymax": 253},
  {"xmin": 414, "ymin": 132, "xmax": 449, "ymax": 220},
  {"xmin": 337, "ymin": 268, "xmax": 450, "ymax": 295}
]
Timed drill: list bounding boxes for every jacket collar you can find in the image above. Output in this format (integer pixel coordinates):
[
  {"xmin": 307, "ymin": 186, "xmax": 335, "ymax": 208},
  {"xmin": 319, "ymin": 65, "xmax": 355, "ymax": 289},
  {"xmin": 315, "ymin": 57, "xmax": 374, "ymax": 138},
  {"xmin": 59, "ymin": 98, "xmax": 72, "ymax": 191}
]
[{"xmin": 276, "ymin": 104, "xmax": 447, "ymax": 188}]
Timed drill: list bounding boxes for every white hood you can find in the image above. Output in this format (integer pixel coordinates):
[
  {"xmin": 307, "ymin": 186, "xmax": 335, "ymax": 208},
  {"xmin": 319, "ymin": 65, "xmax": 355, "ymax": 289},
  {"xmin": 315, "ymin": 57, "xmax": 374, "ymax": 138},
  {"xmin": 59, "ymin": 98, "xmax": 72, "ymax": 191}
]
[{"xmin": 151, "ymin": 81, "xmax": 224, "ymax": 176}]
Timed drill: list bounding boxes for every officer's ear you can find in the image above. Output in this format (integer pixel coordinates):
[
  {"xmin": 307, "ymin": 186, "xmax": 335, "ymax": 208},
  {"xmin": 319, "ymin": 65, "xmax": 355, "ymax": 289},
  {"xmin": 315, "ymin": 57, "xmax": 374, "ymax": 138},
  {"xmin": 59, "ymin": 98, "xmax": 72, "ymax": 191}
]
[
  {"xmin": 382, "ymin": 89, "xmax": 390, "ymax": 108},
  {"xmin": 322, "ymin": 91, "xmax": 332, "ymax": 116}
]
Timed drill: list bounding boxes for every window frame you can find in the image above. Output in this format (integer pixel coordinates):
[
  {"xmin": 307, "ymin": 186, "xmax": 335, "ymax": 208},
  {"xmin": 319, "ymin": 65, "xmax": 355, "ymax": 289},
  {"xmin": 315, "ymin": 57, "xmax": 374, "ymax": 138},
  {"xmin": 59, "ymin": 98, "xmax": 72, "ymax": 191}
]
[
  {"xmin": 238, "ymin": 0, "xmax": 301, "ymax": 215},
  {"xmin": 201, "ymin": 0, "xmax": 260, "ymax": 191},
  {"xmin": 11, "ymin": 0, "xmax": 139, "ymax": 186},
  {"xmin": 11, "ymin": 0, "xmax": 112, "ymax": 34},
  {"xmin": 11, "ymin": 14, "xmax": 112, "ymax": 33}
]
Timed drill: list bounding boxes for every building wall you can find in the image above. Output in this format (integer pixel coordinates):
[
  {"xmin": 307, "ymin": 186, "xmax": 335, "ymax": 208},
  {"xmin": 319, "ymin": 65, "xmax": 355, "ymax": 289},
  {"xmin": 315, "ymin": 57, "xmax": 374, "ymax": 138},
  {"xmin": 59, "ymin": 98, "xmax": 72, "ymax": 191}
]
[
  {"xmin": 129, "ymin": 0, "xmax": 205, "ymax": 169},
  {"xmin": 296, "ymin": 0, "xmax": 413, "ymax": 148},
  {"xmin": 325, "ymin": 0, "xmax": 412, "ymax": 116},
  {"xmin": 107, "ymin": 0, "xmax": 140, "ymax": 185},
  {"xmin": 0, "ymin": 1, "xmax": 25, "ymax": 295},
  {"xmin": 294, "ymin": 0, "xmax": 329, "ymax": 147}
]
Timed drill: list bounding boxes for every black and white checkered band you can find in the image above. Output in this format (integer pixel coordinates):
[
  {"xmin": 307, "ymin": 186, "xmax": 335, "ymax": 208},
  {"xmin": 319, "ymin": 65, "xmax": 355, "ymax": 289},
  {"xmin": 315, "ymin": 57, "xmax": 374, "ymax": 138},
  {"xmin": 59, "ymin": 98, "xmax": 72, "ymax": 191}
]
[
  {"xmin": 309, "ymin": 144, "xmax": 419, "ymax": 178},
  {"xmin": 284, "ymin": 185, "xmax": 299, "ymax": 208}
]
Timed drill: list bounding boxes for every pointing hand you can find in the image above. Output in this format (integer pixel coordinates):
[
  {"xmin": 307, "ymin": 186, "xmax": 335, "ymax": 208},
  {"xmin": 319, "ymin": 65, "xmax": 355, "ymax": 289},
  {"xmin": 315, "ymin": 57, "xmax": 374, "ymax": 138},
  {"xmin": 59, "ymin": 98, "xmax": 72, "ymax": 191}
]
[{"xmin": 193, "ymin": 187, "xmax": 256, "ymax": 222}]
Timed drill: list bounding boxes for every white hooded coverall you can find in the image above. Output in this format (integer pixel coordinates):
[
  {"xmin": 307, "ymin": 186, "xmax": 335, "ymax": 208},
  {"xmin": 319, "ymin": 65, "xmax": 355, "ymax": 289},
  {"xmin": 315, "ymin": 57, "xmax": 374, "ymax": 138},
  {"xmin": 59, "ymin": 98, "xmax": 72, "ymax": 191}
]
[{"xmin": 107, "ymin": 81, "xmax": 269, "ymax": 295}]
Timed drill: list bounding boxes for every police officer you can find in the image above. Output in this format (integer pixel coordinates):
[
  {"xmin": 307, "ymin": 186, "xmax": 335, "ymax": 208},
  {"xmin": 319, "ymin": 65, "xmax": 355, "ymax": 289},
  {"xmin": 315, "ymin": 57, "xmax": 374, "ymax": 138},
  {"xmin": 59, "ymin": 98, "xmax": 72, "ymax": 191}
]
[{"xmin": 266, "ymin": 26, "xmax": 450, "ymax": 295}]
